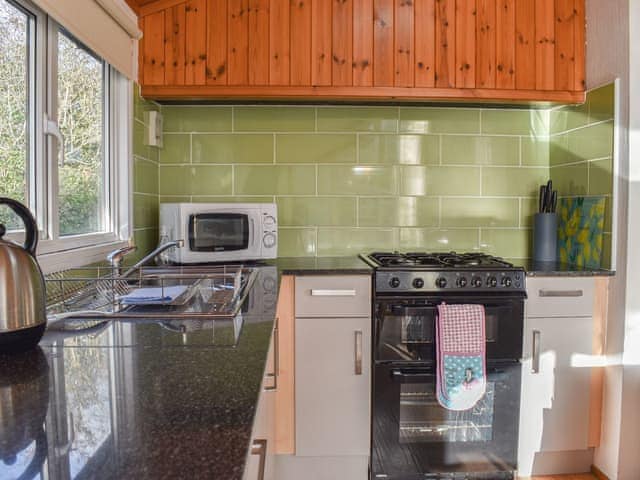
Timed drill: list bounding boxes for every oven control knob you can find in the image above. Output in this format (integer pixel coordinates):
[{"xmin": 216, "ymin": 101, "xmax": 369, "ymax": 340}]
[
  {"xmin": 412, "ymin": 278, "xmax": 424, "ymax": 289},
  {"xmin": 471, "ymin": 276, "xmax": 483, "ymax": 288},
  {"xmin": 389, "ymin": 277, "xmax": 401, "ymax": 288},
  {"xmin": 263, "ymin": 233, "xmax": 276, "ymax": 248},
  {"xmin": 435, "ymin": 277, "xmax": 447, "ymax": 288},
  {"xmin": 457, "ymin": 276, "xmax": 467, "ymax": 287},
  {"xmin": 502, "ymin": 277, "xmax": 513, "ymax": 287},
  {"xmin": 487, "ymin": 276, "xmax": 498, "ymax": 287}
]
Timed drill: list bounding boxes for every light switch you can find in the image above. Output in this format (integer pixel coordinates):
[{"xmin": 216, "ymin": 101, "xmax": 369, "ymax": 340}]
[{"xmin": 144, "ymin": 111, "xmax": 163, "ymax": 148}]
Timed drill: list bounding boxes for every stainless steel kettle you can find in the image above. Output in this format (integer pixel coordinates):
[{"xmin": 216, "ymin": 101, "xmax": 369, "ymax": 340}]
[{"xmin": 0, "ymin": 198, "xmax": 47, "ymax": 353}]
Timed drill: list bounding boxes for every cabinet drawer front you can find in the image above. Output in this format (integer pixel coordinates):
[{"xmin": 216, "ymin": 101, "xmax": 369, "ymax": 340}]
[
  {"xmin": 526, "ymin": 277, "xmax": 595, "ymax": 318},
  {"xmin": 295, "ymin": 276, "xmax": 371, "ymax": 317}
]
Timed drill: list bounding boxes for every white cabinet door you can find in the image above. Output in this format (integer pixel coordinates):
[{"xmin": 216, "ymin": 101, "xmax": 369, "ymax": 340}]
[
  {"xmin": 518, "ymin": 315, "xmax": 594, "ymax": 475},
  {"xmin": 295, "ymin": 316, "xmax": 371, "ymax": 457}
]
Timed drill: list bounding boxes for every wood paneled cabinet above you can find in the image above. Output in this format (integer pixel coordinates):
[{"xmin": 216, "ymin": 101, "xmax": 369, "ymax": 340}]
[{"xmin": 138, "ymin": 0, "xmax": 586, "ymax": 103}]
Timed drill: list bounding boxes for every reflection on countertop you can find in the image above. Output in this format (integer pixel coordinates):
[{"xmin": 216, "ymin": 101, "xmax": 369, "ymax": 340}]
[
  {"xmin": 268, "ymin": 256, "xmax": 373, "ymax": 275},
  {"xmin": 518, "ymin": 260, "xmax": 615, "ymax": 277},
  {"xmin": 0, "ymin": 266, "xmax": 278, "ymax": 480}
]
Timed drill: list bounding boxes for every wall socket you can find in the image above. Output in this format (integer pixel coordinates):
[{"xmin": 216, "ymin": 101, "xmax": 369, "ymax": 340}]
[{"xmin": 143, "ymin": 111, "xmax": 163, "ymax": 148}]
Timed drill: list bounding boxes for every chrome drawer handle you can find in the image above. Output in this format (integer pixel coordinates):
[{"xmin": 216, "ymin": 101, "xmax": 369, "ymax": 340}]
[
  {"xmin": 250, "ymin": 439, "xmax": 267, "ymax": 480},
  {"xmin": 310, "ymin": 289, "xmax": 356, "ymax": 296},
  {"xmin": 532, "ymin": 330, "xmax": 541, "ymax": 374},
  {"xmin": 355, "ymin": 330, "xmax": 363, "ymax": 375},
  {"xmin": 264, "ymin": 320, "xmax": 279, "ymax": 392},
  {"xmin": 538, "ymin": 289, "xmax": 583, "ymax": 297}
]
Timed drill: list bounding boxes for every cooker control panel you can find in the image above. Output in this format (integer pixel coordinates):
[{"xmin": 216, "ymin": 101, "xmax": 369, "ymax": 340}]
[{"xmin": 376, "ymin": 270, "xmax": 525, "ymax": 293}]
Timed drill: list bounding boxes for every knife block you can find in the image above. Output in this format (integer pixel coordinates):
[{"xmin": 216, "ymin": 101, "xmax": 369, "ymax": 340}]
[{"xmin": 533, "ymin": 213, "xmax": 558, "ymax": 263}]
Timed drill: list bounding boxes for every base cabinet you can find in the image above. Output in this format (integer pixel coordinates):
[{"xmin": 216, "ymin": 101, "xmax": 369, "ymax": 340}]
[{"xmin": 518, "ymin": 277, "xmax": 607, "ymax": 477}]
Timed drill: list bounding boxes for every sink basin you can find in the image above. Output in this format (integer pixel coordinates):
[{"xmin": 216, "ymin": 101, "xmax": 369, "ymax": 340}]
[{"xmin": 46, "ymin": 264, "xmax": 258, "ymax": 320}]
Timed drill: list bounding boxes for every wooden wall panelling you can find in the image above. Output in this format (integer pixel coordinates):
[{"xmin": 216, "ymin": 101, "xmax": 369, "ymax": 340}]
[
  {"xmin": 185, "ymin": 0, "xmax": 207, "ymax": 84},
  {"xmin": 554, "ymin": 0, "xmax": 575, "ymax": 91},
  {"xmin": 476, "ymin": 0, "xmax": 496, "ymax": 88},
  {"xmin": 496, "ymin": 0, "xmax": 515, "ymax": 88},
  {"xmin": 270, "ymin": 0, "xmax": 290, "ymax": 84},
  {"xmin": 573, "ymin": 0, "xmax": 585, "ymax": 90},
  {"xmin": 165, "ymin": 4, "xmax": 186, "ymax": 85},
  {"xmin": 352, "ymin": 0, "xmax": 373, "ymax": 86},
  {"xmin": 142, "ymin": 10, "xmax": 165, "ymax": 85},
  {"xmin": 414, "ymin": 0, "xmax": 436, "ymax": 87},
  {"xmin": 228, "ymin": 0, "xmax": 249, "ymax": 85},
  {"xmin": 435, "ymin": 0, "xmax": 455, "ymax": 88},
  {"xmin": 394, "ymin": 0, "xmax": 414, "ymax": 87},
  {"xmin": 588, "ymin": 277, "xmax": 608, "ymax": 448},
  {"xmin": 333, "ymin": 0, "xmax": 354, "ymax": 86},
  {"xmin": 140, "ymin": 0, "xmax": 187, "ymax": 16},
  {"xmin": 206, "ymin": 0, "xmax": 227, "ymax": 84},
  {"xmin": 455, "ymin": 0, "xmax": 476, "ymax": 88},
  {"xmin": 514, "ymin": 0, "xmax": 535, "ymax": 90},
  {"xmin": 311, "ymin": 0, "xmax": 332, "ymax": 85},
  {"xmin": 373, "ymin": 0, "xmax": 394, "ymax": 86},
  {"xmin": 248, "ymin": 0, "xmax": 270, "ymax": 85},
  {"xmin": 535, "ymin": 0, "xmax": 555, "ymax": 90},
  {"xmin": 290, "ymin": 0, "xmax": 312, "ymax": 85}
]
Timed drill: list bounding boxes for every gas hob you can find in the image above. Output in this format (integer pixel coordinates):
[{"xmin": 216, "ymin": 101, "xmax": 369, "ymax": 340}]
[{"xmin": 360, "ymin": 252, "xmax": 526, "ymax": 293}]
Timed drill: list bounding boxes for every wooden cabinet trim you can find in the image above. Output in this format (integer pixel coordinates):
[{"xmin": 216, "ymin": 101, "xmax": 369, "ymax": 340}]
[{"xmin": 141, "ymin": 83, "xmax": 585, "ymax": 103}]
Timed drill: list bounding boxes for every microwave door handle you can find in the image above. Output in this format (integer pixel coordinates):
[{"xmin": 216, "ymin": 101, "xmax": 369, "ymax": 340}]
[{"xmin": 250, "ymin": 218, "xmax": 255, "ymax": 247}]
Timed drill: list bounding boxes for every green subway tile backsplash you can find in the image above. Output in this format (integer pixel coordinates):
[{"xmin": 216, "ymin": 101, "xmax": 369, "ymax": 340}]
[{"xmin": 133, "ymin": 90, "xmax": 615, "ymax": 261}]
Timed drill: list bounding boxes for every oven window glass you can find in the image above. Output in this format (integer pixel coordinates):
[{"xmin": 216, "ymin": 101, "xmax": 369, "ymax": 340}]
[
  {"xmin": 189, "ymin": 213, "xmax": 249, "ymax": 252},
  {"xmin": 399, "ymin": 383, "xmax": 495, "ymax": 443}
]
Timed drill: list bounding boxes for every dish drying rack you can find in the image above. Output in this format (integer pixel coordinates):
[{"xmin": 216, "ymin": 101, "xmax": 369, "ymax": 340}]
[{"xmin": 46, "ymin": 265, "xmax": 258, "ymax": 320}]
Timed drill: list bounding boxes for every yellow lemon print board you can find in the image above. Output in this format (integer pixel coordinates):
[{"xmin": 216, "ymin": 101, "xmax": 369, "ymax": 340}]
[{"xmin": 557, "ymin": 196, "xmax": 606, "ymax": 268}]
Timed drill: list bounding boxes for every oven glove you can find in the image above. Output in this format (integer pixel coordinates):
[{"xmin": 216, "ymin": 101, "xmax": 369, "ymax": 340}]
[{"xmin": 436, "ymin": 303, "xmax": 487, "ymax": 411}]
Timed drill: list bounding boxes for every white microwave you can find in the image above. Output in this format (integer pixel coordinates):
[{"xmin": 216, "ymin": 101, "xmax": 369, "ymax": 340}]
[{"xmin": 159, "ymin": 203, "xmax": 277, "ymax": 264}]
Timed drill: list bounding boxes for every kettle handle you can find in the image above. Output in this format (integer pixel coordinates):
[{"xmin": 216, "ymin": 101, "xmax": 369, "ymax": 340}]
[{"xmin": 0, "ymin": 197, "xmax": 38, "ymax": 256}]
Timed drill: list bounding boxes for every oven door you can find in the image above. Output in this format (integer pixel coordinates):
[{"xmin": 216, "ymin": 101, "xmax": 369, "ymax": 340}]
[
  {"xmin": 372, "ymin": 363, "xmax": 520, "ymax": 480},
  {"xmin": 375, "ymin": 295, "xmax": 524, "ymax": 362},
  {"xmin": 188, "ymin": 213, "xmax": 251, "ymax": 253}
]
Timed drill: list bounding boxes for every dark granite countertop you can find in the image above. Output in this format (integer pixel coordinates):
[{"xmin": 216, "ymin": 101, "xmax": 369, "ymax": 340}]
[
  {"xmin": 268, "ymin": 256, "xmax": 373, "ymax": 275},
  {"xmin": 0, "ymin": 265, "xmax": 278, "ymax": 480},
  {"xmin": 516, "ymin": 260, "xmax": 615, "ymax": 277}
]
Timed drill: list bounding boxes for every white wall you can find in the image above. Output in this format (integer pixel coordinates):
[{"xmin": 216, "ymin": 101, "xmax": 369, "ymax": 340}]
[{"xmin": 586, "ymin": 1, "xmax": 640, "ymax": 478}]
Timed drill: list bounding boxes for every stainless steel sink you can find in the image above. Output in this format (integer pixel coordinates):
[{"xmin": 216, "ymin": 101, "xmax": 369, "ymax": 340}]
[{"xmin": 46, "ymin": 264, "xmax": 258, "ymax": 320}]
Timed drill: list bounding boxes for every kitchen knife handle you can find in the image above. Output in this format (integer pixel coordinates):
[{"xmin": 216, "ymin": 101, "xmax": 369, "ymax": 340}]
[{"xmin": 532, "ymin": 330, "xmax": 541, "ymax": 374}]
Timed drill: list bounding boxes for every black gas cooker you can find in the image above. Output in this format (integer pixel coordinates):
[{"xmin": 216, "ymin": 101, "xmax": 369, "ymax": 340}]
[{"xmin": 360, "ymin": 251, "xmax": 526, "ymax": 294}]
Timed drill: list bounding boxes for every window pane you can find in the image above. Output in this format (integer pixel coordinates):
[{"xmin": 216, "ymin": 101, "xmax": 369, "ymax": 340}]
[
  {"xmin": 57, "ymin": 31, "xmax": 106, "ymax": 236},
  {"xmin": 0, "ymin": 0, "xmax": 30, "ymax": 230}
]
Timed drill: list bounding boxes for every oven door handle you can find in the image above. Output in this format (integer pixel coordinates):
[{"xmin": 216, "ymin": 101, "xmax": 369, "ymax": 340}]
[{"xmin": 391, "ymin": 369, "xmax": 436, "ymax": 383}]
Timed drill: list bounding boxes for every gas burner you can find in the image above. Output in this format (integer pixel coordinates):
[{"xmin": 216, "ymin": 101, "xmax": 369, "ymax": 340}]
[{"xmin": 366, "ymin": 251, "xmax": 514, "ymax": 269}]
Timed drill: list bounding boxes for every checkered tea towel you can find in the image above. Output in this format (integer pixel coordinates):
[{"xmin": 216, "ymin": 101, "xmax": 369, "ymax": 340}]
[{"xmin": 436, "ymin": 303, "xmax": 487, "ymax": 411}]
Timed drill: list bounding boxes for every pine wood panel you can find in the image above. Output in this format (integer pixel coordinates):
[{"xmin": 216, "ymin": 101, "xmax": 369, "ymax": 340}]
[
  {"xmin": 435, "ymin": 0, "xmax": 455, "ymax": 88},
  {"xmin": 311, "ymin": 0, "xmax": 332, "ymax": 86},
  {"xmin": 352, "ymin": 0, "xmax": 373, "ymax": 86},
  {"xmin": 333, "ymin": 0, "xmax": 354, "ymax": 86},
  {"xmin": 228, "ymin": 0, "xmax": 249, "ymax": 85},
  {"xmin": 455, "ymin": 0, "xmax": 476, "ymax": 88},
  {"xmin": 394, "ymin": 0, "xmax": 414, "ymax": 87},
  {"xmin": 573, "ymin": 0, "xmax": 585, "ymax": 90},
  {"xmin": 535, "ymin": 0, "xmax": 555, "ymax": 90},
  {"xmin": 373, "ymin": 0, "xmax": 394, "ymax": 86},
  {"xmin": 274, "ymin": 275, "xmax": 295, "ymax": 454},
  {"xmin": 515, "ymin": 0, "xmax": 535, "ymax": 90},
  {"xmin": 248, "ymin": 0, "xmax": 269, "ymax": 85},
  {"xmin": 476, "ymin": 0, "xmax": 496, "ymax": 88},
  {"xmin": 414, "ymin": 0, "xmax": 436, "ymax": 87},
  {"xmin": 138, "ymin": 0, "xmax": 586, "ymax": 101},
  {"xmin": 269, "ymin": 0, "xmax": 290, "ymax": 85},
  {"xmin": 554, "ymin": 0, "xmax": 575, "ymax": 91},
  {"xmin": 164, "ymin": 4, "xmax": 186, "ymax": 85},
  {"xmin": 496, "ymin": 0, "xmax": 516, "ymax": 88},
  {"xmin": 141, "ymin": 10, "xmax": 165, "ymax": 85},
  {"xmin": 206, "ymin": 0, "xmax": 227, "ymax": 84},
  {"xmin": 290, "ymin": 0, "xmax": 312, "ymax": 86},
  {"xmin": 185, "ymin": 0, "xmax": 206, "ymax": 84}
]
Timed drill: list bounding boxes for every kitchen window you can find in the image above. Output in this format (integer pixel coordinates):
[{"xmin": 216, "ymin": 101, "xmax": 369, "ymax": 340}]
[{"xmin": 0, "ymin": 0, "xmax": 131, "ymax": 272}]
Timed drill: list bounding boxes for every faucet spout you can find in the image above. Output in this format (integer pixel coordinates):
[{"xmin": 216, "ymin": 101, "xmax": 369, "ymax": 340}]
[{"xmin": 119, "ymin": 240, "xmax": 184, "ymax": 278}]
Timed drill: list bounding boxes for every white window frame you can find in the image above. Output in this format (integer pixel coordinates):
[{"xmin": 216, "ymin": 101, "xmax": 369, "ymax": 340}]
[{"xmin": 3, "ymin": 0, "xmax": 131, "ymax": 274}]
